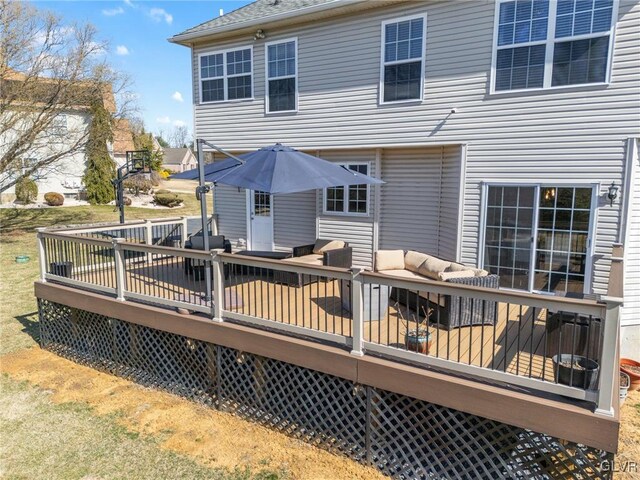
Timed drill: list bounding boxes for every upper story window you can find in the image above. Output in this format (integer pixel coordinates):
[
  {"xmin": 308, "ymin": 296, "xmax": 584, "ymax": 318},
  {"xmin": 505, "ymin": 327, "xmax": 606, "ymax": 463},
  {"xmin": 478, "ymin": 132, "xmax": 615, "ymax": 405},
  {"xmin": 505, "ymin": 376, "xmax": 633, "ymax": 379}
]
[
  {"xmin": 266, "ymin": 38, "xmax": 297, "ymax": 113},
  {"xmin": 324, "ymin": 163, "xmax": 370, "ymax": 216},
  {"xmin": 380, "ymin": 14, "xmax": 427, "ymax": 103},
  {"xmin": 199, "ymin": 47, "xmax": 253, "ymax": 103},
  {"xmin": 51, "ymin": 114, "xmax": 67, "ymax": 138},
  {"xmin": 494, "ymin": 0, "xmax": 616, "ymax": 92}
]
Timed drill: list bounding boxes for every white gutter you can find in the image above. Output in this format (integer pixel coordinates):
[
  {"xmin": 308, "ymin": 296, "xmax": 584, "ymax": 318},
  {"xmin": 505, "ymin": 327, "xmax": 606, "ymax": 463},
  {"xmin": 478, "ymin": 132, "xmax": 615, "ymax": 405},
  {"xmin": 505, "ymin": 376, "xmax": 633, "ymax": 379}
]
[{"xmin": 168, "ymin": 0, "xmax": 368, "ymax": 45}]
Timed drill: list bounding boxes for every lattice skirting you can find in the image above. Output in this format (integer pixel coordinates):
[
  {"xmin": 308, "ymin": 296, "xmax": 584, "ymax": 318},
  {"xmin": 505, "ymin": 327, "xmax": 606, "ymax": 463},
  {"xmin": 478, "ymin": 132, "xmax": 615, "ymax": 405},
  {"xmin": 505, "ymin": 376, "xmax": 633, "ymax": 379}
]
[{"xmin": 38, "ymin": 299, "xmax": 612, "ymax": 479}]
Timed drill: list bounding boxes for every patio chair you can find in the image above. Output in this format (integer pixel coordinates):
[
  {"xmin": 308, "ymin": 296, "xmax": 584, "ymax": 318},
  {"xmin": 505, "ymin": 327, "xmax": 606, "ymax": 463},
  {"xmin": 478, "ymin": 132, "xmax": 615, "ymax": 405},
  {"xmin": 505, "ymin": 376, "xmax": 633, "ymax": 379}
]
[
  {"xmin": 275, "ymin": 239, "xmax": 352, "ymax": 287},
  {"xmin": 184, "ymin": 234, "xmax": 232, "ymax": 278}
]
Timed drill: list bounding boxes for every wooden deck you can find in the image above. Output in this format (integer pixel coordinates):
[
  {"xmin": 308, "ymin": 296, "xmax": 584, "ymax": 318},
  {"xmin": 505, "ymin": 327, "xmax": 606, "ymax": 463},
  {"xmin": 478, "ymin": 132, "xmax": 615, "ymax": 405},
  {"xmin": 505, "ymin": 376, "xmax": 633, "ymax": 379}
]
[{"xmin": 76, "ymin": 257, "xmax": 558, "ymax": 383}]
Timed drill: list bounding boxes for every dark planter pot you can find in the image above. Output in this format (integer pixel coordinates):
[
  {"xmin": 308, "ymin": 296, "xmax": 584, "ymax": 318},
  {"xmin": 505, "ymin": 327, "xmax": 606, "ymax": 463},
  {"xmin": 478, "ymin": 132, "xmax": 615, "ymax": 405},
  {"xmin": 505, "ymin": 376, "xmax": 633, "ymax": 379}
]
[
  {"xmin": 49, "ymin": 261, "xmax": 73, "ymax": 278},
  {"xmin": 546, "ymin": 312, "xmax": 601, "ymax": 360},
  {"xmin": 405, "ymin": 330, "xmax": 432, "ymax": 355},
  {"xmin": 552, "ymin": 354, "xmax": 599, "ymax": 389}
]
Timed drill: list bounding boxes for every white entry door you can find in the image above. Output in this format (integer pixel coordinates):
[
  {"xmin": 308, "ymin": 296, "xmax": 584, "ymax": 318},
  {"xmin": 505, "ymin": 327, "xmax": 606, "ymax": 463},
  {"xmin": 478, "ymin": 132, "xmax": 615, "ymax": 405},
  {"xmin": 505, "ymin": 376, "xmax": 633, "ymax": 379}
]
[{"xmin": 248, "ymin": 190, "xmax": 273, "ymax": 250}]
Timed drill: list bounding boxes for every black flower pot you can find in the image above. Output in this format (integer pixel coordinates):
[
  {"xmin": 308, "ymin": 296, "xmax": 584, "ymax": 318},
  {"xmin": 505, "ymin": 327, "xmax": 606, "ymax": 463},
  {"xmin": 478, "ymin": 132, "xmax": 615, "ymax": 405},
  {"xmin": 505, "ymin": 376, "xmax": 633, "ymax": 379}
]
[{"xmin": 552, "ymin": 354, "xmax": 599, "ymax": 389}]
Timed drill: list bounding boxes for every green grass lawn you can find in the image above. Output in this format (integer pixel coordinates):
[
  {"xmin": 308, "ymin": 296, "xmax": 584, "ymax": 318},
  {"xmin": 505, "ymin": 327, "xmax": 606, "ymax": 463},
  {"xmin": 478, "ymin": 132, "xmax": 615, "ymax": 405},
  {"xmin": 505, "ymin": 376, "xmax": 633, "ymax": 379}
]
[
  {"xmin": 0, "ymin": 192, "xmax": 208, "ymax": 356},
  {"xmin": 0, "ymin": 194, "xmax": 288, "ymax": 480}
]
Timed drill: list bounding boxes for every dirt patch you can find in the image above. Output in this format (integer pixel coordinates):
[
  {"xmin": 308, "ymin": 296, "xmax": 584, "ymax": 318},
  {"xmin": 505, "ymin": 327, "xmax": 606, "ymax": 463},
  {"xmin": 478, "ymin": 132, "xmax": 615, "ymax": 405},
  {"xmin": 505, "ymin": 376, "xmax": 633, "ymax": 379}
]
[
  {"xmin": 616, "ymin": 389, "xmax": 640, "ymax": 479},
  {"xmin": 1, "ymin": 347, "xmax": 384, "ymax": 480}
]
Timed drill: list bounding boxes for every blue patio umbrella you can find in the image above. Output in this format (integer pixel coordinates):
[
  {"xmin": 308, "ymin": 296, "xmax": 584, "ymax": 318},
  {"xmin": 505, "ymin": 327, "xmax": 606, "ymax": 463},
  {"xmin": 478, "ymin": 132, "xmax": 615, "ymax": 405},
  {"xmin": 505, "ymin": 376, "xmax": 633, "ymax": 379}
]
[
  {"xmin": 172, "ymin": 143, "xmax": 383, "ymax": 194},
  {"xmin": 171, "ymin": 156, "xmax": 240, "ymax": 181}
]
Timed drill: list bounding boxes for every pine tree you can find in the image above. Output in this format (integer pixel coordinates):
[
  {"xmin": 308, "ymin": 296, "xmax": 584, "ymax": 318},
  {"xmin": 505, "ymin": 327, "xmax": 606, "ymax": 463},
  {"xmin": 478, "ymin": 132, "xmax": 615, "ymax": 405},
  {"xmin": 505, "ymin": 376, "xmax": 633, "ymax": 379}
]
[{"xmin": 83, "ymin": 101, "xmax": 116, "ymax": 204}]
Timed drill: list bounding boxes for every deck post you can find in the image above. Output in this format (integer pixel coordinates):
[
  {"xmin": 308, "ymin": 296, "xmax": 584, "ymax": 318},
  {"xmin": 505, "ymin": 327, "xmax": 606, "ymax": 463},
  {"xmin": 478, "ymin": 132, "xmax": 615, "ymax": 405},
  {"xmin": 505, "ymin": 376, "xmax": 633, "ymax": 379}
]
[
  {"xmin": 36, "ymin": 228, "xmax": 47, "ymax": 282},
  {"xmin": 113, "ymin": 238, "xmax": 126, "ymax": 301},
  {"xmin": 211, "ymin": 249, "xmax": 224, "ymax": 322},
  {"xmin": 144, "ymin": 220, "xmax": 153, "ymax": 264},
  {"xmin": 350, "ymin": 267, "xmax": 365, "ymax": 357},
  {"xmin": 596, "ymin": 244, "xmax": 624, "ymax": 416},
  {"xmin": 180, "ymin": 216, "xmax": 189, "ymax": 247}
]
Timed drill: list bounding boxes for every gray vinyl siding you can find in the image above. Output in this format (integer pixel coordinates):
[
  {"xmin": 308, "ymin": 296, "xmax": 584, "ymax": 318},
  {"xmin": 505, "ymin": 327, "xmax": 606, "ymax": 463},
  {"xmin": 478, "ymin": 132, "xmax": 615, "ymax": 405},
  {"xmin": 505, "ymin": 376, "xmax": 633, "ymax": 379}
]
[
  {"xmin": 190, "ymin": 0, "xmax": 640, "ymax": 296},
  {"xmin": 316, "ymin": 149, "xmax": 377, "ymax": 268},
  {"xmin": 622, "ymin": 139, "xmax": 640, "ymax": 327},
  {"xmin": 378, "ymin": 146, "xmax": 461, "ymax": 261},
  {"xmin": 439, "ymin": 146, "xmax": 463, "ymax": 262},
  {"xmin": 273, "ymin": 191, "xmax": 316, "ymax": 251},
  {"xmin": 214, "ymin": 184, "xmax": 246, "ymax": 246}
]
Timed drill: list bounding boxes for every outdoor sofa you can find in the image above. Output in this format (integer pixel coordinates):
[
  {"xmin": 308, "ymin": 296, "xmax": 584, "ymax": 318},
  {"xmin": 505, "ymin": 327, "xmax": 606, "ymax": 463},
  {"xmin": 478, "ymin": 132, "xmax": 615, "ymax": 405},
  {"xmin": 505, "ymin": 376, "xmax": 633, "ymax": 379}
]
[
  {"xmin": 374, "ymin": 250, "xmax": 499, "ymax": 329},
  {"xmin": 276, "ymin": 239, "xmax": 352, "ymax": 287}
]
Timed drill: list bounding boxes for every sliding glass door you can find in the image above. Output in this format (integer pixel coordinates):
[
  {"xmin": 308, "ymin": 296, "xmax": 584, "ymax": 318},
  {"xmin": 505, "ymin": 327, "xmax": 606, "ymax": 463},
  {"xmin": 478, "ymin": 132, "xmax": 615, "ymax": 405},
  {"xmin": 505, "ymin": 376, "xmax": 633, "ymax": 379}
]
[{"xmin": 482, "ymin": 185, "xmax": 595, "ymax": 295}]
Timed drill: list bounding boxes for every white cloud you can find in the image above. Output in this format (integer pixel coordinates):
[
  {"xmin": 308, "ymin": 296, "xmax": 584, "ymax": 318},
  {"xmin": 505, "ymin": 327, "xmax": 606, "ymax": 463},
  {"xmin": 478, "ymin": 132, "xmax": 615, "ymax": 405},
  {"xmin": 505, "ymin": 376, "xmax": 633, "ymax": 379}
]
[
  {"xmin": 115, "ymin": 45, "xmax": 130, "ymax": 56},
  {"xmin": 123, "ymin": 0, "xmax": 136, "ymax": 8},
  {"xmin": 171, "ymin": 91, "xmax": 183, "ymax": 102},
  {"xmin": 173, "ymin": 120, "xmax": 187, "ymax": 127},
  {"xmin": 156, "ymin": 116, "xmax": 171, "ymax": 124},
  {"xmin": 102, "ymin": 7, "xmax": 124, "ymax": 16},
  {"xmin": 149, "ymin": 8, "xmax": 173, "ymax": 25}
]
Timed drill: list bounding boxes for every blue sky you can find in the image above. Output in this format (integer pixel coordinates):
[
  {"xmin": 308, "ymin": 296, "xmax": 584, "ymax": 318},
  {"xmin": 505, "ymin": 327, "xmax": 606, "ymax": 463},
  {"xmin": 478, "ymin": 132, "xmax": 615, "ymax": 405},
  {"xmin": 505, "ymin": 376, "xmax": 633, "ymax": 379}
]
[{"xmin": 34, "ymin": 0, "xmax": 251, "ymax": 137}]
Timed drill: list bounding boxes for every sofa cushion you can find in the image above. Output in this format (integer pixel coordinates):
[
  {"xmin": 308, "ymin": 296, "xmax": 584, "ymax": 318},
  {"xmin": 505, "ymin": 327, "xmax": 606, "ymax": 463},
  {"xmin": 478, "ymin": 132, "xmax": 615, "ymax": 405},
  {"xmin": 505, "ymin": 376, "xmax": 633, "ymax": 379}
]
[
  {"xmin": 472, "ymin": 268, "xmax": 489, "ymax": 277},
  {"xmin": 378, "ymin": 269, "xmax": 425, "ymax": 281},
  {"xmin": 404, "ymin": 251, "xmax": 430, "ymax": 273},
  {"xmin": 375, "ymin": 250, "xmax": 405, "ymax": 271},
  {"xmin": 313, "ymin": 239, "xmax": 346, "ymax": 254},
  {"xmin": 418, "ymin": 255, "xmax": 452, "ymax": 280},
  {"xmin": 438, "ymin": 270, "xmax": 475, "ymax": 282},
  {"xmin": 282, "ymin": 254, "xmax": 323, "ymax": 266},
  {"xmin": 447, "ymin": 262, "xmax": 489, "ymax": 277}
]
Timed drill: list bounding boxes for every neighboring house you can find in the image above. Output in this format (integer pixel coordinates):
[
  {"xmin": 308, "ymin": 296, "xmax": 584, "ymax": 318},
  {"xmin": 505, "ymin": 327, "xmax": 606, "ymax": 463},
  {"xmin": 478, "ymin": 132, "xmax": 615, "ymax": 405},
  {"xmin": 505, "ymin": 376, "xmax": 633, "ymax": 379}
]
[
  {"xmin": 170, "ymin": 0, "xmax": 639, "ymax": 355},
  {"xmin": 162, "ymin": 147, "xmax": 197, "ymax": 173},
  {"xmin": 111, "ymin": 118, "xmax": 136, "ymax": 168},
  {"xmin": 0, "ymin": 70, "xmax": 117, "ymax": 203}
]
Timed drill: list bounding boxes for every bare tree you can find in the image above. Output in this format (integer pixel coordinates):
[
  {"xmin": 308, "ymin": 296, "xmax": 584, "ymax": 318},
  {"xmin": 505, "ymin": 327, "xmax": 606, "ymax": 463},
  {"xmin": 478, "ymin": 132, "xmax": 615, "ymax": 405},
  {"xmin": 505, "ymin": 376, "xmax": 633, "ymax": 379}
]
[
  {"xmin": 168, "ymin": 125, "xmax": 189, "ymax": 148},
  {"xmin": 0, "ymin": 0, "xmax": 135, "ymax": 192}
]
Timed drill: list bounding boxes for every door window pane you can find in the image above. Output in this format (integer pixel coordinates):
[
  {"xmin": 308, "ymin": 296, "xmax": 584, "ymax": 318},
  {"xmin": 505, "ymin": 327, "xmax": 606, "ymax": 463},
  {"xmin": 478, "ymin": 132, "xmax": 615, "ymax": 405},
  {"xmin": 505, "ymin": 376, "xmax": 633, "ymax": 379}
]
[
  {"xmin": 483, "ymin": 186, "xmax": 535, "ymax": 289},
  {"xmin": 254, "ymin": 191, "xmax": 270, "ymax": 216},
  {"xmin": 533, "ymin": 186, "xmax": 592, "ymax": 294}
]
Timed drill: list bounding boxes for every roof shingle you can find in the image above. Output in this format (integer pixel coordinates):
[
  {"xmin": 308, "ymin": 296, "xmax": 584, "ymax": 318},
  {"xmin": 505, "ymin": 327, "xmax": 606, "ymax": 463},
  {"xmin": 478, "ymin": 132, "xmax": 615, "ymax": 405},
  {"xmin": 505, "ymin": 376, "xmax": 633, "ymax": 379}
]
[{"xmin": 173, "ymin": 0, "xmax": 336, "ymax": 37}]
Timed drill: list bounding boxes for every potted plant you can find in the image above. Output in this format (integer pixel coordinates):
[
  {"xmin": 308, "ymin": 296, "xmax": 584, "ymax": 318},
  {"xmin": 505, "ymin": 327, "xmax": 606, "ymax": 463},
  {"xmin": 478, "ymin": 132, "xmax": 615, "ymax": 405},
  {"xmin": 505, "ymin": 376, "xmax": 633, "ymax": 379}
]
[
  {"xmin": 620, "ymin": 371, "xmax": 630, "ymax": 405},
  {"xmin": 400, "ymin": 307, "xmax": 433, "ymax": 355},
  {"xmin": 620, "ymin": 358, "xmax": 640, "ymax": 391},
  {"xmin": 552, "ymin": 354, "xmax": 599, "ymax": 389}
]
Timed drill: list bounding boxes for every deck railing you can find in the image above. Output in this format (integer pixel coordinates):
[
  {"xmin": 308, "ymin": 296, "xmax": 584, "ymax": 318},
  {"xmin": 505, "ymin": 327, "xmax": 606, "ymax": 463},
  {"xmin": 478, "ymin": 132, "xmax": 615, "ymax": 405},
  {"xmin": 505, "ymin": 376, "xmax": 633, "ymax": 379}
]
[{"xmin": 35, "ymin": 224, "xmax": 623, "ymax": 416}]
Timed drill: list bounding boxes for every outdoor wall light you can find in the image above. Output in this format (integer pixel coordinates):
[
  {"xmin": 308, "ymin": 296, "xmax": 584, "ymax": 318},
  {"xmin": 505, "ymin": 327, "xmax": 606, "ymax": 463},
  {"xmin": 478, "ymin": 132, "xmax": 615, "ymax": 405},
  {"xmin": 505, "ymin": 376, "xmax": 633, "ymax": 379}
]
[
  {"xmin": 254, "ymin": 29, "xmax": 266, "ymax": 41},
  {"xmin": 607, "ymin": 182, "xmax": 619, "ymax": 206}
]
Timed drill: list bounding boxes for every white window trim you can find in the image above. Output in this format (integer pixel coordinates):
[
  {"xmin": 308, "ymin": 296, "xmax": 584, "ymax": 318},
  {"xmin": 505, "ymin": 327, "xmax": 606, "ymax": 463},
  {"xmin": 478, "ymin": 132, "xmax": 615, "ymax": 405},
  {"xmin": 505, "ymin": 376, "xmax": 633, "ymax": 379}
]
[
  {"xmin": 478, "ymin": 182, "xmax": 599, "ymax": 296},
  {"xmin": 198, "ymin": 45, "xmax": 254, "ymax": 104},
  {"xmin": 264, "ymin": 37, "xmax": 298, "ymax": 114},
  {"xmin": 322, "ymin": 162, "xmax": 371, "ymax": 217},
  {"xmin": 379, "ymin": 13, "xmax": 427, "ymax": 105},
  {"xmin": 489, "ymin": 0, "xmax": 619, "ymax": 95}
]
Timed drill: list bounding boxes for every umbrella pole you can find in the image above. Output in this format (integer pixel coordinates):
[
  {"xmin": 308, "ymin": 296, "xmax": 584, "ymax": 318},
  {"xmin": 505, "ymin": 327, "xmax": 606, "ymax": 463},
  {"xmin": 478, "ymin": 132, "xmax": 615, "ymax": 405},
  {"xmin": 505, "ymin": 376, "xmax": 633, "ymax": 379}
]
[{"xmin": 196, "ymin": 138, "xmax": 212, "ymax": 304}]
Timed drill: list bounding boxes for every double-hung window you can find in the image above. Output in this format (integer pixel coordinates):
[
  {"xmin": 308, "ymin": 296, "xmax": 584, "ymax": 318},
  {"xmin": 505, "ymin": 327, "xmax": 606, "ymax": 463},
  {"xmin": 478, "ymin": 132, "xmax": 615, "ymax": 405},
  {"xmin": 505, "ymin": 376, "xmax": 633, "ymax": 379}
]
[
  {"xmin": 324, "ymin": 164, "xmax": 370, "ymax": 215},
  {"xmin": 266, "ymin": 38, "xmax": 297, "ymax": 113},
  {"xmin": 51, "ymin": 114, "xmax": 67, "ymax": 139},
  {"xmin": 381, "ymin": 14, "xmax": 426, "ymax": 103},
  {"xmin": 494, "ymin": 0, "xmax": 616, "ymax": 92},
  {"xmin": 199, "ymin": 47, "xmax": 253, "ymax": 103}
]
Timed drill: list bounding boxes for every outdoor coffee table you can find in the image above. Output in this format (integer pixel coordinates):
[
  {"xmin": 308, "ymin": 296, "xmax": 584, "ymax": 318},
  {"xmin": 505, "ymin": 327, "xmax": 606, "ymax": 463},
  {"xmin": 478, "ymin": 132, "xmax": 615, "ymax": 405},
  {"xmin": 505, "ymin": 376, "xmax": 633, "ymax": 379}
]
[{"xmin": 232, "ymin": 250, "xmax": 292, "ymax": 277}]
